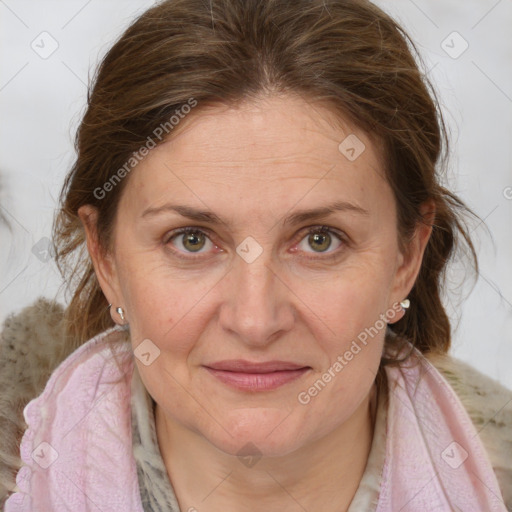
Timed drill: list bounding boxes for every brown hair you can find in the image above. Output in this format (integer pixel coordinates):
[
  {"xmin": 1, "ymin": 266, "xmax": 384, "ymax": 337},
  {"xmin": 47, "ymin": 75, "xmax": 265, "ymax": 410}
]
[{"xmin": 53, "ymin": 0, "xmax": 477, "ymax": 361}]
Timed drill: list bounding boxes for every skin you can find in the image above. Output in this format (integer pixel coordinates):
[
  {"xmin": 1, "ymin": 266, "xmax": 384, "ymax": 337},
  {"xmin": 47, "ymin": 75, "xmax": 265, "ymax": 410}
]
[{"xmin": 80, "ymin": 93, "xmax": 432, "ymax": 512}]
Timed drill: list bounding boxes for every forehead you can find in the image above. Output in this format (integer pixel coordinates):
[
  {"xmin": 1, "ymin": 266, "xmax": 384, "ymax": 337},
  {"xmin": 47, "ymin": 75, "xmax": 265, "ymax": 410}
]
[{"xmin": 120, "ymin": 94, "xmax": 390, "ymax": 218}]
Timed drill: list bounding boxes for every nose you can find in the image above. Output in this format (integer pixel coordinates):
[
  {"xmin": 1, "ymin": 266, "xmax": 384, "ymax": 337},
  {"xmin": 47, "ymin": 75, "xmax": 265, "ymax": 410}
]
[{"xmin": 218, "ymin": 252, "xmax": 295, "ymax": 348}]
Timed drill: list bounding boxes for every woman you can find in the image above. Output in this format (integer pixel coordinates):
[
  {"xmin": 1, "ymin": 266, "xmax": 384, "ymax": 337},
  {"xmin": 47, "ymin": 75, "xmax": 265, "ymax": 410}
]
[{"xmin": 1, "ymin": 0, "xmax": 511, "ymax": 510}]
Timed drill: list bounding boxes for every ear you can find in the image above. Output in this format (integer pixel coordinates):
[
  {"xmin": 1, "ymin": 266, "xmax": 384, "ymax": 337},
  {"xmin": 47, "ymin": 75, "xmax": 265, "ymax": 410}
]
[
  {"xmin": 78, "ymin": 205, "xmax": 124, "ymax": 324},
  {"xmin": 388, "ymin": 199, "xmax": 435, "ymax": 322}
]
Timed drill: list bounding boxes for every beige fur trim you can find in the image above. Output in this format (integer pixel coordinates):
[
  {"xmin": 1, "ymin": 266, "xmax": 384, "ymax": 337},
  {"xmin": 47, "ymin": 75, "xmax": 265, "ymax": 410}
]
[
  {"xmin": 425, "ymin": 351, "xmax": 512, "ymax": 509},
  {"xmin": 0, "ymin": 298, "xmax": 68, "ymax": 505}
]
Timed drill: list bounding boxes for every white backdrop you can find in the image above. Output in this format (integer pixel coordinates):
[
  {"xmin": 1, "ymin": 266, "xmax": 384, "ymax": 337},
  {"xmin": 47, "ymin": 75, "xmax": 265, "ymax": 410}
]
[{"xmin": 1, "ymin": 0, "xmax": 511, "ymax": 388}]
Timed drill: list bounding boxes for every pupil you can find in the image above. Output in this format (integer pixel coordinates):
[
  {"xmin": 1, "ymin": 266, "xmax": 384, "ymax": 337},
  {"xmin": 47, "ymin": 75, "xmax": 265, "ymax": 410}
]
[
  {"xmin": 310, "ymin": 232, "xmax": 331, "ymax": 252},
  {"xmin": 184, "ymin": 232, "xmax": 204, "ymax": 252}
]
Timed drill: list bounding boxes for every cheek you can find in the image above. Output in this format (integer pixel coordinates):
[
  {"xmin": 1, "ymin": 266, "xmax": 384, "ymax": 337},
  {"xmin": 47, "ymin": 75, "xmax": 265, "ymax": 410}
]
[
  {"xmin": 297, "ymin": 272, "xmax": 387, "ymax": 418},
  {"xmin": 310, "ymin": 256, "xmax": 396, "ymax": 338},
  {"xmin": 301, "ymin": 253, "xmax": 396, "ymax": 401},
  {"xmin": 117, "ymin": 255, "xmax": 221, "ymax": 359}
]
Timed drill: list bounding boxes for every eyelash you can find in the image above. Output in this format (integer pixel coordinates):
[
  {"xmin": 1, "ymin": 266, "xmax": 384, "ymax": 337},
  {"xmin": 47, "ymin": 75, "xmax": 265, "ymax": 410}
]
[{"xmin": 164, "ymin": 225, "xmax": 348, "ymax": 261}]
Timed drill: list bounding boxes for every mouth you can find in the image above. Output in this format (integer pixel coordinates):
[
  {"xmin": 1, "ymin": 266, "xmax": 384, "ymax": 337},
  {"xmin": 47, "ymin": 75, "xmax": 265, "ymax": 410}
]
[{"xmin": 203, "ymin": 360, "xmax": 311, "ymax": 391}]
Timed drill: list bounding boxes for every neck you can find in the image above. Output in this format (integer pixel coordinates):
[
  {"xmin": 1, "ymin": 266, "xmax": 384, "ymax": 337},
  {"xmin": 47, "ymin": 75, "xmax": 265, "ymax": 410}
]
[{"xmin": 155, "ymin": 383, "xmax": 378, "ymax": 512}]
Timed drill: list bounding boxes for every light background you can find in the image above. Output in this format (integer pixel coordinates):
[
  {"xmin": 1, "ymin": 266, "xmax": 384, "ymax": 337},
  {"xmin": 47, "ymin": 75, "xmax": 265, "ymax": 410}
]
[{"xmin": 1, "ymin": 0, "xmax": 511, "ymax": 388}]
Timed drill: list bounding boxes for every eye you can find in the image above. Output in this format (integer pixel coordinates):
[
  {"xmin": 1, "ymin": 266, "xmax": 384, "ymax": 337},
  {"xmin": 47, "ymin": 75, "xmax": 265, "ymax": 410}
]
[
  {"xmin": 295, "ymin": 226, "xmax": 345, "ymax": 256},
  {"xmin": 165, "ymin": 227, "xmax": 215, "ymax": 255},
  {"xmin": 164, "ymin": 225, "xmax": 346, "ymax": 260}
]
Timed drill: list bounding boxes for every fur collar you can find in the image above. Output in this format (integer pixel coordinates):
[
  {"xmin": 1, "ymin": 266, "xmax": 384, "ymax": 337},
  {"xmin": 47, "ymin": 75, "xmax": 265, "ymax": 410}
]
[{"xmin": 1, "ymin": 298, "xmax": 511, "ymax": 509}]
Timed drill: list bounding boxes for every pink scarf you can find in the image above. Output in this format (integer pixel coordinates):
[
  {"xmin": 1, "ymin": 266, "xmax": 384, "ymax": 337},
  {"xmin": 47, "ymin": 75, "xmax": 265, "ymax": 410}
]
[
  {"xmin": 5, "ymin": 327, "xmax": 507, "ymax": 511},
  {"xmin": 377, "ymin": 343, "xmax": 507, "ymax": 511}
]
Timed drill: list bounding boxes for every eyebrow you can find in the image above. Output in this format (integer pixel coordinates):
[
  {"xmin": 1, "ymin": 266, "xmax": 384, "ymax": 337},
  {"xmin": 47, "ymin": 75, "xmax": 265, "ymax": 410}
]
[{"xmin": 141, "ymin": 200, "xmax": 369, "ymax": 227}]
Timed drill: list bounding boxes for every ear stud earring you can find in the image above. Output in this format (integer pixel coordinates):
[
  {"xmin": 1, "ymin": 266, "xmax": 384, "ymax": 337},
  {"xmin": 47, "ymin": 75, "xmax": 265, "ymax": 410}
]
[
  {"xmin": 116, "ymin": 307, "xmax": 125, "ymax": 321},
  {"xmin": 400, "ymin": 299, "xmax": 410, "ymax": 310}
]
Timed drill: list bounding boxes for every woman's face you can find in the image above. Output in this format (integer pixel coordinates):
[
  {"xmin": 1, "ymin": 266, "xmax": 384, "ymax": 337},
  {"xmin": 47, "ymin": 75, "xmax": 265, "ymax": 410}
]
[{"xmin": 83, "ymin": 94, "xmax": 429, "ymax": 457}]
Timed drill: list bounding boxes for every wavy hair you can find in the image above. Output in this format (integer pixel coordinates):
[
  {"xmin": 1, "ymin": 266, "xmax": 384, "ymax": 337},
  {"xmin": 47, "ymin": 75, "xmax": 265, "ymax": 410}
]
[{"xmin": 53, "ymin": 0, "xmax": 478, "ymax": 366}]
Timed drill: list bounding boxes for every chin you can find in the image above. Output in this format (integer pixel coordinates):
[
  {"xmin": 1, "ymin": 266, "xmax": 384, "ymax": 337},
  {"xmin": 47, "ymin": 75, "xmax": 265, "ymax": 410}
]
[
  {"xmin": 213, "ymin": 434, "xmax": 304, "ymax": 461},
  {"xmin": 205, "ymin": 409, "xmax": 312, "ymax": 459}
]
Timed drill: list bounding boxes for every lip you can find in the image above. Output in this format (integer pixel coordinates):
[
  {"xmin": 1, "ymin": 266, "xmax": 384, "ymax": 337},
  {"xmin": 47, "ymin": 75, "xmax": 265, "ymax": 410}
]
[
  {"xmin": 204, "ymin": 360, "xmax": 311, "ymax": 391},
  {"xmin": 206, "ymin": 359, "xmax": 308, "ymax": 372}
]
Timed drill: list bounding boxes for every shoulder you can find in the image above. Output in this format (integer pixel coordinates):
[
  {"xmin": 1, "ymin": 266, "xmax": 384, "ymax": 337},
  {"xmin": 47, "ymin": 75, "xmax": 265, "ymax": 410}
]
[
  {"xmin": 0, "ymin": 299, "xmax": 131, "ymax": 507},
  {"xmin": 426, "ymin": 351, "xmax": 512, "ymax": 509},
  {"xmin": 0, "ymin": 297, "xmax": 68, "ymax": 385},
  {"xmin": 2, "ymin": 322, "xmax": 137, "ymax": 510},
  {"xmin": 0, "ymin": 298, "xmax": 69, "ymax": 505}
]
